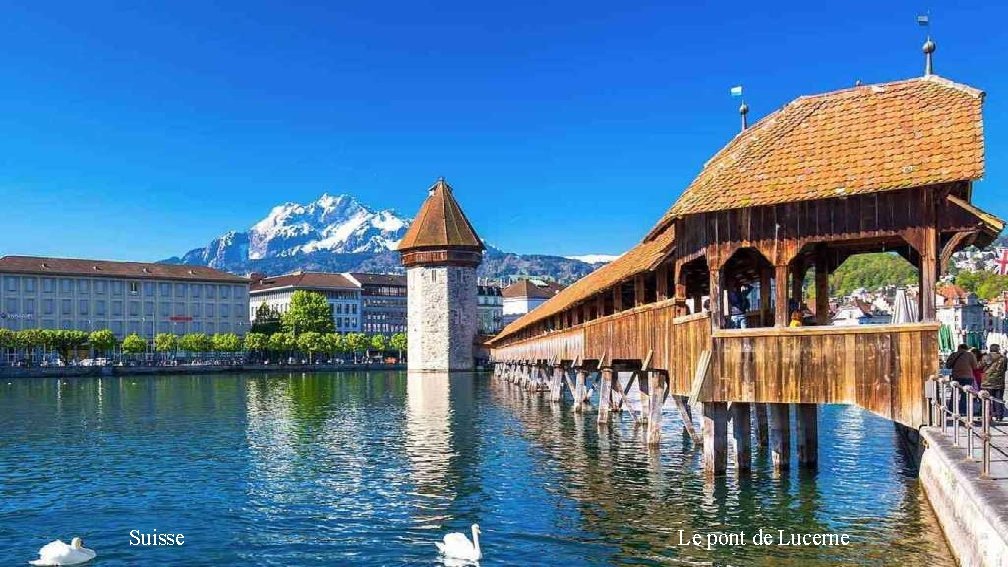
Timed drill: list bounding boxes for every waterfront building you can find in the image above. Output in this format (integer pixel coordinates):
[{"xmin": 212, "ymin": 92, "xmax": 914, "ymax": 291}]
[
  {"xmin": 477, "ymin": 283, "xmax": 503, "ymax": 334},
  {"xmin": 249, "ymin": 271, "xmax": 362, "ymax": 333},
  {"xmin": 831, "ymin": 298, "xmax": 891, "ymax": 326},
  {"xmin": 502, "ymin": 278, "xmax": 564, "ymax": 316},
  {"xmin": 398, "ymin": 178, "xmax": 484, "ymax": 371},
  {"xmin": 0, "ymin": 255, "xmax": 250, "ymax": 338},
  {"xmin": 936, "ymin": 284, "xmax": 986, "ymax": 345},
  {"xmin": 345, "ymin": 272, "xmax": 408, "ymax": 336}
]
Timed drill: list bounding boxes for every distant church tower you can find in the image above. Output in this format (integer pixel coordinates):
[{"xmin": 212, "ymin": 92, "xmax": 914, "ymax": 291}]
[{"xmin": 397, "ymin": 178, "xmax": 484, "ymax": 372}]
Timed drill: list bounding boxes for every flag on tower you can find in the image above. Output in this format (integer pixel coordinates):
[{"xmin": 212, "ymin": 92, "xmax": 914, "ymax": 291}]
[
  {"xmin": 917, "ymin": 14, "xmax": 930, "ymax": 26},
  {"xmin": 995, "ymin": 248, "xmax": 1008, "ymax": 276},
  {"xmin": 730, "ymin": 86, "xmax": 743, "ymax": 97}
]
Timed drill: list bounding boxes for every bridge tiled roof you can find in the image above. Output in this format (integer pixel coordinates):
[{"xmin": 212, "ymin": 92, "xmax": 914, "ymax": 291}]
[
  {"xmin": 491, "ymin": 225, "xmax": 675, "ymax": 342},
  {"xmin": 646, "ymin": 75, "xmax": 984, "ymax": 239}
]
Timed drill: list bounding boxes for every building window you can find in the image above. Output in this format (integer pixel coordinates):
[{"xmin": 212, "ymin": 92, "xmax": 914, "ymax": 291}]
[
  {"xmin": 79, "ymin": 300, "xmax": 89, "ymax": 316},
  {"xmin": 143, "ymin": 282, "xmax": 155, "ymax": 297},
  {"xmin": 128, "ymin": 282, "xmax": 139, "ymax": 295},
  {"xmin": 5, "ymin": 298, "xmax": 18, "ymax": 313},
  {"xmin": 24, "ymin": 278, "xmax": 36, "ymax": 293},
  {"xmin": 144, "ymin": 301, "xmax": 154, "ymax": 316},
  {"xmin": 43, "ymin": 299, "xmax": 54, "ymax": 315},
  {"xmin": 5, "ymin": 276, "xmax": 18, "ymax": 292},
  {"xmin": 60, "ymin": 279, "xmax": 73, "ymax": 294},
  {"xmin": 206, "ymin": 304, "xmax": 215, "ymax": 317},
  {"xmin": 220, "ymin": 285, "xmax": 230, "ymax": 299},
  {"xmin": 61, "ymin": 299, "xmax": 72, "ymax": 316},
  {"xmin": 42, "ymin": 278, "xmax": 55, "ymax": 293},
  {"xmin": 206, "ymin": 285, "xmax": 216, "ymax": 299},
  {"xmin": 129, "ymin": 301, "xmax": 140, "ymax": 317},
  {"xmin": 77, "ymin": 280, "xmax": 90, "ymax": 294},
  {"xmin": 95, "ymin": 300, "xmax": 106, "ymax": 316},
  {"xmin": 112, "ymin": 301, "xmax": 123, "ymax": 317}
]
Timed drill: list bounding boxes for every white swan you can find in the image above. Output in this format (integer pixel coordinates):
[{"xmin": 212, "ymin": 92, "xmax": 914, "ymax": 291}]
[
  {"xmin": 28, "ymin": 537, "xmax": 96, "ymax": 566},
  {"xmin": 435, "ymin": 523, "xmax": 482, "ymax": 562}
]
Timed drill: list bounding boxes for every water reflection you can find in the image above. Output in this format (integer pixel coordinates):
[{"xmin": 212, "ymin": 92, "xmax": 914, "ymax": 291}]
[{"xmin": 0, "ymin": 372, "xmax": 954, "ymax": 566}]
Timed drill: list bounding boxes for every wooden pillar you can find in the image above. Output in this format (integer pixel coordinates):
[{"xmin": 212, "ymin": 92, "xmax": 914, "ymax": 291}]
[
  {"xmin": 708, "ymin": 268, "xmax": 723, "ymax": 329},
  {"xmin": 633, "ymin": 274, "xmax": 646, "ymax": 307},
  {"xmin": 574, "ymin": 369, "xmax": 588, "ymax": 412},
  {"xmin": 702, "ymin": 402, "xmax": 728, "ymax": 476},
  {"xmin": 814, "ymin": 252, "xmax": 830, "ymax": 326},
  {"xmin": 646, "ymin": 372, "xmax": 666, "ymax": 446},
  {"xmin": 774, "ymin": 264, "xmax": 789, "ymax": 327},
  {"xmin": 753, "ymin": 403, "xmax": 769, "ymax": 448},
  {"xmin": 597, "ymin": 368, "xmax": 614, "ymax": 424},
  {"xmin": 672, "ymin": 395, "xmax": 701, "ymax": 443},
  {"xmin": 656, "ymin": 263, "xmax": 670, "ymax": 301},
  {"xmin": 795, "ymin": 403, "xmax": 818, "ymax": 467},
  {"xmin": 919, "ymin": 224, "xmax": 939, "ymax": 322},
  {"xmin": 551, "ymin": 366, "xmax": 564, "ymax": 403},
  {"xmin": 731, "ymin": 402, "xmax": 752, "ymax": 472},
  {"xmin": 595, "ymin": 294, "xmax": 606, "ymax": 318},
  {"xmin": 638, "ymin": 370, "xmax": 650, "ymax": 422},
  {"xmin": 759, "ymin": 266, "xmax": 772, "ymax": 327},
  {"xmin": 612, "ymin": 285, "xmax": 623, "ymax": 313},
  {"xmin": 767, "ymin": 403, "xmax": 791, "ymax": 470}
]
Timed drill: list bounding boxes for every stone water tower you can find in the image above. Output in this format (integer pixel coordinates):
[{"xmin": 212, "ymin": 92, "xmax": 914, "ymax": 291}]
[{"xmin": 397, "ymin": 178, "xmax": 484, "ymax": 371}]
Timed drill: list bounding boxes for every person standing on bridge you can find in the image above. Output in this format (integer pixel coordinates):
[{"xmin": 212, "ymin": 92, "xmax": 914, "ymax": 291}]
[
  {"xmin": 981, "ymin": 344, "xmax": 1006, "ymax": 421},
  {"xmin": 727, "ymin": 284, "xmax": 751, "ymax": 329},
  {"xmin": 947, "ymin": 344, "xmax": 978, "ymax": 415}
]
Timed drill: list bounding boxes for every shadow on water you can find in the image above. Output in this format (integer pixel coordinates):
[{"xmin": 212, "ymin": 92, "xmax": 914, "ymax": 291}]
[{"xmin": 0, "ymin": 371, "xmax": 953, "ymax": 566}]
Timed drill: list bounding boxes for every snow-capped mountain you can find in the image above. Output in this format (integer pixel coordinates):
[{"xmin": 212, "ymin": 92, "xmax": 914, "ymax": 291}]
[
  {"xmin": 170, "ymin": 193, "xmax": 409, "ymax": 270},
  {"xmin": 162, "ymin": 192, "xmax": 601, "ymax": 283}
]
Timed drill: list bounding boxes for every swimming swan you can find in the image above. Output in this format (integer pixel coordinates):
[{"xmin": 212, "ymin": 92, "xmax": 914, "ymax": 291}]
[
  {"xmin": 29, "ymin": 537, "xmax": 96, "ymax": 566},
  {"xmin": 435, "ymin": 523, "xmax": 482, "ymax": 562}
]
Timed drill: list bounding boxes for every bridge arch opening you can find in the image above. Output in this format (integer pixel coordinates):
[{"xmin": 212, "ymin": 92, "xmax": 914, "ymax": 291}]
[{"xmin": 720, "ymin": 247, "xmax": 775, "ymax": 328}]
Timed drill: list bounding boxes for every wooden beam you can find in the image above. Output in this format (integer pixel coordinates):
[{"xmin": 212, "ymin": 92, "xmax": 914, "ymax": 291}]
[
  {"xmin": 656, "ymin": 263, "xmax": 670, "ymax": 301},
  {"xmin": 759, "ymin": 265, "xmax": 773, "ymax": 327},
  {"xmin": 634, "ymin": 274, "xmax": 646, "ymax": 307},
  {"xmin": 768, "ymin": 403, "xmax": 791, "ymax": 472},
  {"xmin": 702, "ymin": 402, "xmax": 728, "ymax": 476},
  {"xmin": 597, "ymin": 368, "xmax": 615, "ymax": 424},
  {"xmin": 731, "ymin": 402, "xmax": 752, "ymax": 473},
  {"xmin": 612, "ymin": 285, "xmax": 623, "ymax": 312},
  {"xmin": 774, "ymin": 263, "xmax": 789, "ymax": 327},
  {"xmin": 814, "ymin": 249, "xmax": 830, "ymax": 326},
  {"xmin": 753, "ymin": 403, "xmax": 769, "ymax": 448},
  {"xmin": 646, "ymin": 372, "xmax": 666, "ymax": 446},
  {"xmin": 709, "ymin": 267, "xmax": 723, "ymax": 329},
  {"xmin": 796, "ymin": 403, "xmax": 818, "ymax": 467},
  {"xmin": 672, "ymin": 395, "xmax": 701, "ymax": 444}
]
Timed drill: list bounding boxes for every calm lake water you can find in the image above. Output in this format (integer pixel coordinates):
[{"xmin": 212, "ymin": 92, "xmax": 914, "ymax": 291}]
[{"xmin": 0, "ymin": 371, "xmax": 952, "ymax": 566}]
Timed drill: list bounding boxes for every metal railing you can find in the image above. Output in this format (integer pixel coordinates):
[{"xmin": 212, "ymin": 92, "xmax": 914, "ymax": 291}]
[{"xmin": 926, "ymin": 375, "xmax": 1006, "ymax": 478}]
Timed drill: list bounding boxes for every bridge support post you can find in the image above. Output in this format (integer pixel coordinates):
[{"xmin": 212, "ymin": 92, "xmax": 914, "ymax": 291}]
[
  {"xmin": 702, "ymin": 402, "xmax": 728, "ymax": 476},
  {"xmin": 597, "ymin": 368, "xmax": 614, "ymax": 424},
  {"xmin": 768, "ymin": 403, "xmax": 791, "ymax": 471},
  {"xmin": 796, "ymin": 403, "xmax": 818, "ymax": 467},
  {"xmin": 754, "ymin": 403, "xmax": 769, "ymax": 448},
  {"xmin": 672, "ymin": 395, "xmax": 701, "ymax": 443},
  {"xmin": 574, "ymin": 369, "xmax": 588, "ymax": 412},
  {"xmin": 730, "ymin": 402, "xmax": 752, "ymax": 472},
  {"xmin": 646, "ymin": 372, "xmax": 666, "ymax": 446},
  {"xmin": 638, "ymin": 371, "xmax": 651, "ymax": 423},
  {"xmin": 550, "ymin": 366, "xmax": 563, "ymax": 403}
]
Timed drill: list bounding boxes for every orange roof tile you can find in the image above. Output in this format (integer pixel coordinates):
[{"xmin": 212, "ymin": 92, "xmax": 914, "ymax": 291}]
[
  {"xmin": 397, "ymin": 178, "xmax": 484, "ymax": 251},
  {"xmin": 647, "ymin": 75, "xmax": 984, "ymax": 237},
  {"xmin": 491, "ymin": 225, "xmax": 675, "ymax": 343}
]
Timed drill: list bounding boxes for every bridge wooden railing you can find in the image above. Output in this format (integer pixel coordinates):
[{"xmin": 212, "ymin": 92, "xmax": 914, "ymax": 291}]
[{"xmin": 709, "ymin": 323, "xmax": 939, "ymax": 426}]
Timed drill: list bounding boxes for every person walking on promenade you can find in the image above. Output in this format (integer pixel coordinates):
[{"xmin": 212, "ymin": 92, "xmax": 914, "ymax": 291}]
[
  {"xmin": 971, "ymin": 347, "xmax": 985, "ymax": 389},
  {"xmin": 947, "ymin": 344, "xmax": 978, "ymax": 415},
  {"xmin": 981, "ymin": 344, "xmax": 1006, "ymax": 422}
]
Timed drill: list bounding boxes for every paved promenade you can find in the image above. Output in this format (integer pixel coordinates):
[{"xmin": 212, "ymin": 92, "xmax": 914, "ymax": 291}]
[{"xmin": 919, "ymin": 416, "xmax": 1008, "ymax": 567}]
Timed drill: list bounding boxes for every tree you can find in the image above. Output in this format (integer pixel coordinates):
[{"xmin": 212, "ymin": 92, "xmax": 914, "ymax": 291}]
[
  {"xmin": 344, "ymin": 332, "xmax": 368, "ymax": 363},
  {"xmin": 244, "ymin": 332, "xmax": 268, "ymax": 354},
  {"xmin": 122, "ymin": 334, "xmax": 147, "ymax": 354},
  {"xmin": 370, "ymin": 334, "xmax": 387, "ymax": 355},
  {"xmin": 297, "ymin": 331, "xmax": 324, "ymax": 363},
  {"xmin": 251, "ymin": 303, "xmax": 282, "ymax": 334},
  {"xmin": 51, "ymin": 330, "xmax": 89, "ymax": 362},
  {"xmin": 268, "ymin": 332, "xmax": 296, "ymax": 355},
  {"xmin": 212, "ymin": 333, "xmax": 242, "ymax": 352},
  {"xmin": 154, "ymin": 333, "xmax": 178, "ymax": 353},
  {"xmin": 322, "ymin": 333, "xmax": 343, "ymax": 358},
  {"xmin": 281, "ymin": 290, "xmax": 334, "ymax": 334},
  {"xmin": 0, "ymin": 328, "xmax": 15, "ymax": 349},
  {"xmin": 390, "ymin": 332, "xmax": 407, "ymax": 359},
  {"xmin": 179, "ymin": 333, "xmax": 212, "ymax": 353},
  {"xmin": 830, "ymin": 253, "xmax": 917, "ymax": 297},
  {"xmin": 89, "ymin": 329, "xmax": 117, "ymax": 356},
  {"xmin": 956, "ymin": 270, "xmax": 1008, "ymax": 300}
]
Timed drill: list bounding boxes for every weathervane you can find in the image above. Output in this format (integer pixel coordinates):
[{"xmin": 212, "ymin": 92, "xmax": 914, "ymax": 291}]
[
  {"xmin": 731, "ymin": 85, "xmax": 748, "ymax": 131},
  {"xmin": 918, "ymin": 13, "xmax": 935, "ymax": 76}
]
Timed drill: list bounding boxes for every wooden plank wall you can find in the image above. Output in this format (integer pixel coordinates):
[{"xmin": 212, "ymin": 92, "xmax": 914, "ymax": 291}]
[
  {"xmin": 582, "ymin": 300, "xmax": 678, "ymax": 367},
  {"xmin": 491, "ymin": 328, "xmax": 584, "ymax": 362},
  {"xmin": 670, "ymin": 313, "xmax": 712, "ymax": 394},
  {"xmin": 710, "ymin": 323, "xmax": 938, "ymax": 427}
]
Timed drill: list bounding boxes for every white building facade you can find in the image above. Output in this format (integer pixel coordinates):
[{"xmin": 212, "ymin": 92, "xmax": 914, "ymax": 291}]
[
  {"xmin": 249, "ymin": 272, "xmax": 362, "ymax": 333},
  {"xmin": 0, "ymin": 256, "xmax": 250, "ymax": 338}
]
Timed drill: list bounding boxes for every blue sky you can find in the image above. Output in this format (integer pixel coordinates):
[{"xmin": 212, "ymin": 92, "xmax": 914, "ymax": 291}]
[{"xmin": 1, "ymin": 1, "xmax": 1006, "ymax": 261}]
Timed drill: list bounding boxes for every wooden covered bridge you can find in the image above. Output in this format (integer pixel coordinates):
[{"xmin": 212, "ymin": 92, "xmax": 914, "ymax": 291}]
[{"xmin": 488, "ymin": 72, "xmax": 1003, "ymax": 475}]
